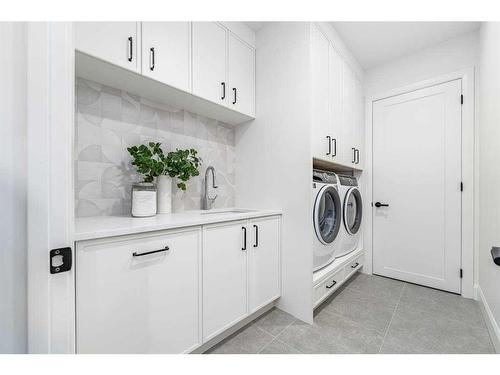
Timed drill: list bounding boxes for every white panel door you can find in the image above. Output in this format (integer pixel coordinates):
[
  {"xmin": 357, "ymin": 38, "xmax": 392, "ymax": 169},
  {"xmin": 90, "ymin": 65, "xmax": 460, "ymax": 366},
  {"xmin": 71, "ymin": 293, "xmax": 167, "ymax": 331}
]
[
  {"xmin": 141, "ymin": 22, "xmax": 190, "ymax": 92},
  {"xmin": 192, "ymin": 22, "xmax": 227, "ymax": 105},
  {"xmin": 373, "ymin": 79, "xmax": 462, "ymax": 293},
  {"xmin": 311, "ymin": 25, "xmax": 330, "ymax": 160},
  {"xmin": 248, "ymin": 216, "xmax": 280, "ymax": 313},
  {"xmin": 77, "ymin": 229, "xmax": 201, "ymax": 353},
  {"xmin": 329, "ymin": 45, "xmax": 343, "ymax": 163},
  {"xmin": 202, "ymin": 221, "xmax": 247, "ymax": 341},
  {"xmin": 75, "ymin": 22, "xmax": 140, "ymax": 72},
  {"xmin": 228, "ymin": 33, "xmax": 255, "ymax": 116}
]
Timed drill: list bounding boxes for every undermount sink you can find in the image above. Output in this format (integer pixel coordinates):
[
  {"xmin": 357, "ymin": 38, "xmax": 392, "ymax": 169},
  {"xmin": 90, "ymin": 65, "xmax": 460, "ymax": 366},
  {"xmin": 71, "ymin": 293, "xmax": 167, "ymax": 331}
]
[{"xmin": 200, "ymin": 209, "xmax": 256, "ymax": 215}]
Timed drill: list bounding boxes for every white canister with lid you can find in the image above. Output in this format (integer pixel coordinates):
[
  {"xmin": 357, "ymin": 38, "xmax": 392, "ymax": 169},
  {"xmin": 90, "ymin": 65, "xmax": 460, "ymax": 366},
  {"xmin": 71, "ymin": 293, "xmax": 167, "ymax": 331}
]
[{"xmin": 131, "ymin": 182, "xmax": 157, "ymax": 217}]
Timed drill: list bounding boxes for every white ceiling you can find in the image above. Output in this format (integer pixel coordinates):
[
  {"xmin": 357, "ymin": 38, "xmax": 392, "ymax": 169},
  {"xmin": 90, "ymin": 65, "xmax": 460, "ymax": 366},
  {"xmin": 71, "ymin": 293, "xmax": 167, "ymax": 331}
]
[{"xmin": 332, "ymin": 22, "xmax": 480, "ymax": 69}]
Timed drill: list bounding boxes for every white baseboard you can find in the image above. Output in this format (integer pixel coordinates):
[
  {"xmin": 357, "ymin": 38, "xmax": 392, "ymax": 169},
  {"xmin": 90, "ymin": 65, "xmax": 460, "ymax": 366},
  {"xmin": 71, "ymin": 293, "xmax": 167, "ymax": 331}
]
[{"xmin": 476, "ymin": 285, "xmax": 500, "ymax": 353}]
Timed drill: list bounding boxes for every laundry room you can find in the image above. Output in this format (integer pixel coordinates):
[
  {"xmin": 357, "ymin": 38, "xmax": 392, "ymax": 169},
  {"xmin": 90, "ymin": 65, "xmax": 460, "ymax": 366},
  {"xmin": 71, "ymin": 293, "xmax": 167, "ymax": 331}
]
[{"xmin": 2, "ymin": 2, "xmax": 500, "ymax": 372}]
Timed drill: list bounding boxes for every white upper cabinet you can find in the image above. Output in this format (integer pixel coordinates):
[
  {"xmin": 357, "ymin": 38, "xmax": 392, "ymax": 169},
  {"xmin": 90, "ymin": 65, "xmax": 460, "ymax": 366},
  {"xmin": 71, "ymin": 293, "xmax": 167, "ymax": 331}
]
[
  {"xmin": 192, "ymin": 22, "xmax": 227, "ymax": 106},
  {"xmin": 329, "ymin": 45, "xmax": 343, "ymax": 163},
  {"xmin": 310, "ymin": 24, "xmax": 364, "ymax": 169},
  {"xmin": 228, "ymin": 33, "xmax": 256, "ymax": 117},
  {"xmin": 75, "ymin": 22, "xmax": 140, "ymax": 73},
  {"xmin": 141, "ymin": 22, "xmax": 191, "ymax": 92},
  {"xmin": 311, "ymin": 25, "xmax": 331, "ymax": 160}
]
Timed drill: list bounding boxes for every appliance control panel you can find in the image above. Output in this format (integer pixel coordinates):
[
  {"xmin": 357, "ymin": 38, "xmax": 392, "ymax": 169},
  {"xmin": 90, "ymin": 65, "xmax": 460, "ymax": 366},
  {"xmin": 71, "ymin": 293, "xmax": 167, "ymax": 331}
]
[
  {"xmin": 338, "ymin": 175, "xmax": 358, "ymax": 187},
  {"xmin": 313, "ymin": 169, "xmax": 337, "ymax": 184}
]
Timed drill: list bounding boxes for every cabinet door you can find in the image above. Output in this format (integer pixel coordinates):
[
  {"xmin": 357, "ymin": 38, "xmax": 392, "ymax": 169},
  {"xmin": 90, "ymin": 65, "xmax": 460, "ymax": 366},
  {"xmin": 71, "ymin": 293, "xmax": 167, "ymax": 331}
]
[
  {"xmin": 311, "ymin": 25, "xmax": 331, "ymax": 160},
  {"xmin": 248, "ymin": 216, "xmax": 281, "ymax": 313},
  {"xmin": 141, "ymin": 22, "xmax": 190, "ymax": 92},
  {"xmin": 342, "ymin": 61, "xmax": 356, "ymax": 166},
  {"xmin": 192, "ymin": 22, "xmax": 227, "ymax": 105},
  {"xmin": 329, "ymin": 45, "xmax": 343, "ymax": 162},
  {"xmin": 76, "ymin": 228, "xmax": 201, "ymax": 353},
  {"xmin": 75, "ymin": 22, "xmax": 140, "ymax": 73},
  {"xmin": 227, "ymin": 33, "xmax": 255, "ymax": 116},
  {"xmin": 202, "ymin": 220, "xmax": 247, "ymax": 341},
  {"xmin": 354, "ymin": 77, "xmax": 365, "ymax": 168}
]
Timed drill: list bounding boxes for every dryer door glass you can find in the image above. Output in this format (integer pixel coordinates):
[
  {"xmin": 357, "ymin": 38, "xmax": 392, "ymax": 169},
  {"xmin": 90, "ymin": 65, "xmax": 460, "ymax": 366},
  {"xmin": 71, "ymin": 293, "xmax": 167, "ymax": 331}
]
[
  {"xmin": 314, "ymin": 186, "xmax": 341, "ymax": 244},
  {"xmin": 344, "ymin": 187, "xmax": 362, "ymax": 235}
]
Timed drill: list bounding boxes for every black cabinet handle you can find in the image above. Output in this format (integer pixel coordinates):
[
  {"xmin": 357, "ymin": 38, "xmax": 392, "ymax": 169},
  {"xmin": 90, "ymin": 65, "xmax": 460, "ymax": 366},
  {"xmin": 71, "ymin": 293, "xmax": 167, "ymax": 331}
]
[
  {"xmin": 352, "ymin": 148, "xmax": 356, "ymax": 163},
  {"xmin": 326, "ymin": 135, "xmax": 331, "ymax": 155},
  {"xmin": 221, "ymin": 82, "xmax": 226, "ymax": 100},
  {"xmin": 128, "ymin": 37, "xmax": 133, "ymax": 62},
  {"xmin": 242, "ymin": 226, "xmax": 247, "ymax": 251},
  {"xmin": 232, "ymin": 88, "xmax": 237, "ymax": 104},
  {"xmin": 332, "ymin": 138, "xmax": 337, "ymax": 157},
  {"xmin": 326, "ymin": 280, "xmax": 337, "ymax": 289},
  {"xmin": 351, "ymin": 262, "xmax": 359, "ymax": 269},
  {"xmin": 374, "ymin": 202, "xmax": 389, "ymax": 207},
  {"xmin": 253, "ymin": 225, "xmax": 259, "ymax": 248},
  {"xmin": 149, "ymin": 47, "xmax": 155, "ymax": 71},
  {"xmin": 133, "ymin": 246, "xmax": 169, "ymax": 257},
  {"xmin": 355, "ymin": 149, "xmax": 360, "ymax": 164}
]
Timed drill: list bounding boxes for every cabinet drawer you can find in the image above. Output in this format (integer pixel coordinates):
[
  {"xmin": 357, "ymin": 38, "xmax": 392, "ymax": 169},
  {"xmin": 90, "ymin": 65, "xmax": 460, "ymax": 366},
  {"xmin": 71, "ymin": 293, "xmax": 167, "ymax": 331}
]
[
  {"xmin": 76, "ymin": 228, "xmax": 201, "ymax": 353},
  {"xmin": 345, "ymin": 254, "xmax": 364, "ymax": 279},
  {"xmin": 314, "ymin": 268, "xmax": 345, "ymax": 306}
]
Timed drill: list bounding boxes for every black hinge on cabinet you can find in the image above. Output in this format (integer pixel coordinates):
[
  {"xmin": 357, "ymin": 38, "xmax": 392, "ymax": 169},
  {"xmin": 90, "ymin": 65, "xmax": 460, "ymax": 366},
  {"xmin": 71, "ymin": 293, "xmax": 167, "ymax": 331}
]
[
  {"xmin": 460, "ymin": 182, "xmax": 464, "ymax": 192},
  {"xmin": 50, "ymin": 247, "xmax": 72, "ymax": 274},
  {"xmin": 461, "ymin": 95, "xmax": 464, "ymax": 105},
  {"xmin": 460, "ymin": 269, "xmax": 463, "ymax": 279}
]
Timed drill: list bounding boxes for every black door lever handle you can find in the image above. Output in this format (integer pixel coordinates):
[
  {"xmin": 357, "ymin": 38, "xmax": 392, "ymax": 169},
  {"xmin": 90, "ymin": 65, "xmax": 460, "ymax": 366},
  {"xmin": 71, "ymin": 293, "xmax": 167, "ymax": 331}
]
[{"xmin": 374, "ymin": 202, "xmax": 389, "ymax": 207}]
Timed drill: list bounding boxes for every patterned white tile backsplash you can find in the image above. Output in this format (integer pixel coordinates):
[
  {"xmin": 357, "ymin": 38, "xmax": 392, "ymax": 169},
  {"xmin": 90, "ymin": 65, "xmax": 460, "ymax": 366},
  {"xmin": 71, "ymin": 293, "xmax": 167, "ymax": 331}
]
[{"xmin": 75, "ymin": 78, "xmax": 236, "ymax": 217}]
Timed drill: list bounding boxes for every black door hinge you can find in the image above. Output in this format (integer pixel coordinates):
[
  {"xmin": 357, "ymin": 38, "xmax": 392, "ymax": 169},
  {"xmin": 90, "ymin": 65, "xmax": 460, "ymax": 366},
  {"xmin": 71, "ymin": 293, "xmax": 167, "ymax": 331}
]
[
  {"xmin": 460, "ymin": 269, "xmax": 463, "ymax": 278},
  {"xmin": 460, "ymin": 182, "xmax": 464, "ymax": 192},
  {"xmin": 50, "ymin": 247, "xmax": 72, "ymax": 274},
  {"xmin": 461, "ymin": 95, "xmax": 464, "ymax": 105}
]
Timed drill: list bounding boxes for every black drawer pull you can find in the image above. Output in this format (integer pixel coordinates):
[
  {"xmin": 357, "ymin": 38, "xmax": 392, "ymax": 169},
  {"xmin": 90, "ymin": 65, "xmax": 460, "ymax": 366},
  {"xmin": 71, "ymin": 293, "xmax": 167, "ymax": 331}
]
[
  {"xmin": 133, "ymin": 246, "xmax": 169, "ymax": 257},
  {"xmin": 128, "ymin": 37, "xmax": 133, "ymax": 62},
  {"xmin": 242, "ymin": 226, "xmax": 247, "ymax": 251},
  {"xmin": 326, "ymin": 280, "xmax": 337, "ymax": 289},
  {"xmin": 351, "ymin": 262, "xmax": 359, "ymax": 269}
]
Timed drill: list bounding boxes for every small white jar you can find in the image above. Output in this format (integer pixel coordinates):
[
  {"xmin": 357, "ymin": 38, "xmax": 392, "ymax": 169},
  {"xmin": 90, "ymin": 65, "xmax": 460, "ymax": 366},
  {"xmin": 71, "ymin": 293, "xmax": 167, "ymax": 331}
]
[{"xmin": 131, "ymin": 183, "xmax": 157, "ymax": 217}]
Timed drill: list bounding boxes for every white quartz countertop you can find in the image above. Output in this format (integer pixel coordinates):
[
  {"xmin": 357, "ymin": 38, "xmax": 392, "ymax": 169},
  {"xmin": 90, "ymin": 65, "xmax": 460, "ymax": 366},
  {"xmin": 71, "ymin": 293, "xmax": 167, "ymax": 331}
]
[{"xmin": 74, "ymin": 208, "xmax": 282, "ymax": 242}]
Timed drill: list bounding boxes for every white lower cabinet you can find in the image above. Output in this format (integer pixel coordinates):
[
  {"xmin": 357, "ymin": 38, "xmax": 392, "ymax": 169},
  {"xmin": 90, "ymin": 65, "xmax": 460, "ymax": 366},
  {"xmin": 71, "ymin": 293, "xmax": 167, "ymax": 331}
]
[
  {"xmin": 248, "ymin": 216, "xmax": 281, "ymax": 313},
  {"xmin": 76, "ymin": 214, "xmax": 281, "ymax": 353},
  {"xmin": 202, "ymin": 220, "xmax": 248, "ymax": 341},
  {"xmin": 76, "ymin": 227, "xmax": 201, "ymax": 354}
]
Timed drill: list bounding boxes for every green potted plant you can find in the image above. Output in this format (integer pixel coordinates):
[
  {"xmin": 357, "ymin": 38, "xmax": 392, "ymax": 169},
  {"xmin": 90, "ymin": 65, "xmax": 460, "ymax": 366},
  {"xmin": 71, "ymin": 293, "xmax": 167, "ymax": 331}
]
[
  {"xmin": 127, "ymin": 142, "xmax": 164, "ymax": 217},
  {"xmin": 127, "ymin": 143, "xmax": 202, "ymax": 215},
  {"xmin": 157, "ymin": 148, "xmax": 202, "ymax": 213}
]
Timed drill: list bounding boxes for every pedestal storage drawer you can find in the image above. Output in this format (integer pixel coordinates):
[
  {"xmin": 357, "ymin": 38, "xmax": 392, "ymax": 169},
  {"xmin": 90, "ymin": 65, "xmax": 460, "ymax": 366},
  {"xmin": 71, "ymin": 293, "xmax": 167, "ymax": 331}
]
[
  {"xmin": 345, "ymin": 254, "xmax": 364, "ymax": 279},
  {"xmin": 76, "ymin": 227, "xmax": 201, "ymax": 354},
  {"xmin": 314, "ymin": 268, "xmax": 345, "ymax": 306}
]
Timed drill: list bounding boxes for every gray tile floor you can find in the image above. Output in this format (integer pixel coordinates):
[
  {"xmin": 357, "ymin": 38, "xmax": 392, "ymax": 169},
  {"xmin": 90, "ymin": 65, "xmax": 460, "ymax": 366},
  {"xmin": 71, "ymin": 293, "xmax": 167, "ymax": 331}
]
[{"xmin": 206, "ymin": 273, "xmax": 496, "ymax": 354}]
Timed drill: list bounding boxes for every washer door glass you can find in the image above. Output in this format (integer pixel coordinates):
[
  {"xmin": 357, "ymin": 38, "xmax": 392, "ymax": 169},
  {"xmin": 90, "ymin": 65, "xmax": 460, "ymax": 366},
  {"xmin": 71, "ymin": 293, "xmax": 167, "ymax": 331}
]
[
  {"xmin": 314, "ymin": 186, "xmax": 341, "ymax": 244},
  {"xmin": 344, "ymin": 187, "xmax": 362, "ymax": 235}
]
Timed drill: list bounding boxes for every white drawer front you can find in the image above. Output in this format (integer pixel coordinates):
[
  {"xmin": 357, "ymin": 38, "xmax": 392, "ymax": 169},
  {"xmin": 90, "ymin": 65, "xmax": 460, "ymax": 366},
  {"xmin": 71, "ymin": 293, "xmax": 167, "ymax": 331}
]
[
  {"xmin": 345, "ymin": 254, "xmax": 364, "ymax": 279},
  {"xmin": 77, "ymin": 228, "xmax": 201, "ymax": 353},
  {"xmin": 314, "ymin": 268, "xmax": 345, "ymax": 306}
]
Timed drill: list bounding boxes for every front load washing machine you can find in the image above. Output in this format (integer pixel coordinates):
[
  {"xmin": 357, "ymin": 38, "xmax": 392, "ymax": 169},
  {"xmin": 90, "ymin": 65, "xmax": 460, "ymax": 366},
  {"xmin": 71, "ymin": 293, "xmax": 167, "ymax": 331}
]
[
  {"xmin": 312, "ymin": 169, "xmax": 342, "ymax": 271},
  {"xmin": 337, "ymin": 174, "xmax": 363, "ymax": 257}
]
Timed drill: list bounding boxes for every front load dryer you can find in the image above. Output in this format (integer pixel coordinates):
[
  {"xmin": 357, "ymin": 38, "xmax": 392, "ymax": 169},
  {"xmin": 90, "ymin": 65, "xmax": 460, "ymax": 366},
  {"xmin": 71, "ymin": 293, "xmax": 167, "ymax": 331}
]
[
  {"xmin": 312, "ymin": 169, "xmax": 342, "ymax": 271},
  {"xmin": 337, "ymin": 174, "xmax": 363, "ymax": 257}
]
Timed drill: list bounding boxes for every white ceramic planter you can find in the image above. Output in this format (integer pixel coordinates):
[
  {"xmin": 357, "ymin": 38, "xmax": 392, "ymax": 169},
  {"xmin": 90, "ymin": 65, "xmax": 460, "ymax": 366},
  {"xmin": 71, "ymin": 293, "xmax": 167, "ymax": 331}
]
[{"xmin": 156, "ymin": 175, "xmax": 173, "ymax": 214}]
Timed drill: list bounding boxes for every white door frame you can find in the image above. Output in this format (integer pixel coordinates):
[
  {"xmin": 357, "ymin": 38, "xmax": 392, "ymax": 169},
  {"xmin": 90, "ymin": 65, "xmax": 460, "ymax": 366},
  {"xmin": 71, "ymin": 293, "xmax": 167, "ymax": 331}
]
[
  {"xmin": 27, "ymin": 22, "xmax": 75, "ymax": 353},
  {"xmin": 363, "ymin": 67, "xmax": 476, "ymax": 299}
]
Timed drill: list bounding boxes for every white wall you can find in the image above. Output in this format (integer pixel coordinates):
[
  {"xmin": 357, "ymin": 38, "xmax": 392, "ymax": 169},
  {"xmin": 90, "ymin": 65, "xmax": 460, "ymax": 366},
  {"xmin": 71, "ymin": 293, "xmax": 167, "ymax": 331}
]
[
  {"xmin": 235, "ymin": 22, "xmax": 313, "ymax": 323},
  {"xmin": 0, "ymin": 22, "xmax": 27, "ymax": 353},
  {"xmin": 364, "ymin": 31, "xmax": 479, "ymax": 95},
  {"xmin": 477, "ymin": 22, "xmax": 500, "ymax": 352}
]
